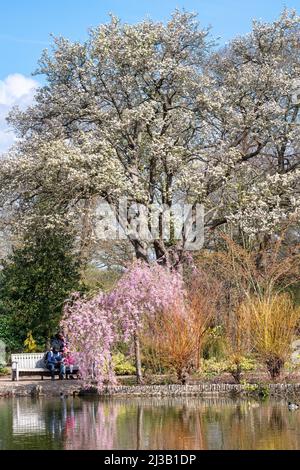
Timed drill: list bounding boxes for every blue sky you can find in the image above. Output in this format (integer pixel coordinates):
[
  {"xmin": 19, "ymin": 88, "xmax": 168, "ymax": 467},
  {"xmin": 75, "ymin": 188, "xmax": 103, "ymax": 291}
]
[
  {"xmin": 0, "ymin": 0, "xmax": 299, "ymax": 79},
  {"xmin": 0, "ymin": 0, "xmax": 299, "ymax": 152}
]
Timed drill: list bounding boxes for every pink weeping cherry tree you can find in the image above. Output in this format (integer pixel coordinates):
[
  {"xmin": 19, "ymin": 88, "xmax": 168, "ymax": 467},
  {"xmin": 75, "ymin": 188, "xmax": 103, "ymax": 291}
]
[
  {"xmin": 108, "ymin": 261, "xmax": 185, "ymax": 384},
  {"xmin": 62, "ymin": 292, "xmax": 118, "ymax": 388},
  {"xmin": 62, "ymin": 261, "xmax": 185, "ymax": 388}
]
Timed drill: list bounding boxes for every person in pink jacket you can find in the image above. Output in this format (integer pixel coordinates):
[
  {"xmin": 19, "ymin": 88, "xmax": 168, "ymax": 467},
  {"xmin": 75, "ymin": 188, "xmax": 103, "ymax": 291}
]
[{"xmin": 64, "ymin": 349, "xmax": 76, "ymax": 379}]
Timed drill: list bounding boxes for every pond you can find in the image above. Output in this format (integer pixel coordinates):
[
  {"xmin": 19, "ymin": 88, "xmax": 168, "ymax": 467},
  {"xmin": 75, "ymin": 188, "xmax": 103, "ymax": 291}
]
[{"xmin": 0, "ymin": 396, "xmax": 300, "ymax": 450}]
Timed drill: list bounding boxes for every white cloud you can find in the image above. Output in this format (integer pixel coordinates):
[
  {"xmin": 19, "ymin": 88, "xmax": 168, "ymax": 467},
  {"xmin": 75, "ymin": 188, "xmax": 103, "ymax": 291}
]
[{"xmin": 0, "ymin": 74, "xmax": 39, "ymax": 154}]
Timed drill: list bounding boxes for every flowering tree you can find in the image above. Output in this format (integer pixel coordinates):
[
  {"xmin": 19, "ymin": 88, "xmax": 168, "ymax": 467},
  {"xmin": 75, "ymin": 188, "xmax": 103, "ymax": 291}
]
[
  {"xmin": 62, "ymin": 292, "xmax": 117, "ymax": 387},
  {"xmin": 0, "ymin": 10, "xmax": 299, "ymax": 264},
  {"xmin": 0, "ymin": 11, "xmax": 211, "ymax": 263},
  {"xmin": 62, "ymin": 261, "xmax": 185, "ymax": 386},
  {"xmin": 202, "ymin": 9, "xmax": 300, "ymax": 236},
  {"xmin": 109, "ymin": 261, "xmax": 185, "ymax": 383}
]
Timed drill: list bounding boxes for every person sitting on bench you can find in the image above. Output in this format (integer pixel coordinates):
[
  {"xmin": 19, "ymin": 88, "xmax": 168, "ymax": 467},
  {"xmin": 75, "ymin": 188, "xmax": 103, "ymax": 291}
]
[
  {"xmin": 64, "ymin": 349, "xmax": 76, "ymax": 379},
  {"xmin": 46, "ymin": 347, "xmax": 65, "ymax": 380},
  {"xmin": 51, "ymin": 332, "xmax": 66, "ymax": 353}
]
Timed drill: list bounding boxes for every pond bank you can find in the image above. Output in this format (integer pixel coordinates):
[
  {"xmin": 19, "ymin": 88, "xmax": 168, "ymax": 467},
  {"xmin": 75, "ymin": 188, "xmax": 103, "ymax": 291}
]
[
  {"xmin": 92, "ymin": 383, "xmax": 300, "ymax": 399},
  {"xmin": 0, "ymin": 377, "xmax": 81, "ymax": 398},
  {"xmin": 1, "ymin": 377, "xmax": 300, "ymax": 399}
]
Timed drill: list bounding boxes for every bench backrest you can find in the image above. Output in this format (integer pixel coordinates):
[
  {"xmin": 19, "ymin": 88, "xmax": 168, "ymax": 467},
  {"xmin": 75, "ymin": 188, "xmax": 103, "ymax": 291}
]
[{"xmin": 11, "ymin": 353, "xmax": 46, "ymax": 369}]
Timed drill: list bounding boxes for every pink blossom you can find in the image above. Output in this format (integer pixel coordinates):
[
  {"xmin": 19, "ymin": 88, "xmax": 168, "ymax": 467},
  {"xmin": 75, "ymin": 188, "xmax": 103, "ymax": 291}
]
[{"xmin": 61, "ymin": 261, "xmax": 186, "ymax": 388}]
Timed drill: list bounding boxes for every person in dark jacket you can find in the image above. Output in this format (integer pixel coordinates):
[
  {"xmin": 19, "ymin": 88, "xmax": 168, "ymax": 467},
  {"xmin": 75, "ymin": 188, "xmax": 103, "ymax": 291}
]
[
  {"xmin": 46, "ymin": 348, "xmax": 65, "ymax": 380},
  {"xmin": 51, "ymin": 333, "xmax": 65, "ymax": 352}
]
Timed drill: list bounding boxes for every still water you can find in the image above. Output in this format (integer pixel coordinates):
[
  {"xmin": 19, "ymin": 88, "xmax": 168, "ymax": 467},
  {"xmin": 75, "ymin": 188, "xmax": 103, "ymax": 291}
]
[{"xmin": 1, "ymin": 397, "xmax": 300, "ymax": 450}]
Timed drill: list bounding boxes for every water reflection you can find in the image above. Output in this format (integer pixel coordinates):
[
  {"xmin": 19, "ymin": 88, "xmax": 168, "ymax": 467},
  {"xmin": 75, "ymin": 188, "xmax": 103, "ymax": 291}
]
[
  {"xmin": 0, "ymin": 397, "xmax": 300, "ymax": 450},
  {"xmin": 13, "ymin": 400, "xmax": 46, "ymax": 435}
]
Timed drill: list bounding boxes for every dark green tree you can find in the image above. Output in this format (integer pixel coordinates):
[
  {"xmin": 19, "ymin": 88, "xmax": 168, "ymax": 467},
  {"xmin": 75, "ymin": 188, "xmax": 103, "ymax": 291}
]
[{"xmin": 0, "ymin": 228, "xmax": 81, "ymax": 351}]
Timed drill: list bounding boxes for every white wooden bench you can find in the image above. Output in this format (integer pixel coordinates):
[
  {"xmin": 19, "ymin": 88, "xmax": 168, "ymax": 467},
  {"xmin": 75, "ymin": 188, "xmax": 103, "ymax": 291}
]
[
  {"xmin": 11, "ymin": 353, "xmax": 48, "ymax": 381},
  {"xmin": 11, "ymin": 353, "xmax": 79, "ymax": 381}
]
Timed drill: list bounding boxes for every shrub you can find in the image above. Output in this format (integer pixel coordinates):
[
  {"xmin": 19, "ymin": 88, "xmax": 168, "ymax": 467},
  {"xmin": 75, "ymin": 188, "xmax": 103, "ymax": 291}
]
[
  {"xmin": 201, "ymin": 358, "xmax": 227, "ymax": 378},
  {"xmin": 202, "ymin": 326, "xmax": 227, "ymax": 360},
  {"xmin": 225, "ymin": 356, "xmax": 257, "ymax": 383},
  {"xmin": 112, "ymin": 352, "xmax": 136, "ymax": 376},
  {"xmin": 0, "ymin": 365, "xmax": 9, "ymax": 376},
  {"xmin": 224, "ymin": 303, "xmax": 252, "ymax": 383},
  {"xmin": 201, "ymin": 357, "xmax": 257, "ymax": 381},
  {"xmin": 24, "ymin": 331, "xmax": 38, "ymax": 353},
  {"xmin": 145, "ymin": 304, "xmax": 200, "ymax": 383},
  {"xmin": 242, "ymin": 382, "xmax": 270, "ymax": 399},
  {"xmin": 142, "ymin": 268, "xmax": 220, "ymax": 383},
  {"xmin": 245, "ymin": 293, "xmax": 300, "ymax": 379}
]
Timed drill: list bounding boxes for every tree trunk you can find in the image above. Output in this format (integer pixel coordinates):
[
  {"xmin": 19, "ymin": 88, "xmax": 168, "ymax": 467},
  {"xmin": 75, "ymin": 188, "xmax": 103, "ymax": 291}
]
[
  {"xmin": 153, "ymin": 239, "xmax": 168, "ymax": 265},
  {"xmin": 177, "ymin": 367, "xmax": 188, "ymax": 385},
  {"xmin": 131, "ymin": 239, "xmax": 150, "ymax": 263},
  {"xmin": 266, "ymin": 356, "xmax": 284, "ymax": 380},
  {"xmin": 134, "ymin": 333, "xmax": 143, "ymax": 384},
  {"xmin": 231, "ymin": 363, "xmax": 242, "ymax": 384}
]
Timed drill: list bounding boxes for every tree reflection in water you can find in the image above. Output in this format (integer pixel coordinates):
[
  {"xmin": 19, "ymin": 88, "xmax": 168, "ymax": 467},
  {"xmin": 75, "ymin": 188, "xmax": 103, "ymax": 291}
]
[{"xmin": 1, "ymin": 397, "xmax": 300, "ymax": 450}]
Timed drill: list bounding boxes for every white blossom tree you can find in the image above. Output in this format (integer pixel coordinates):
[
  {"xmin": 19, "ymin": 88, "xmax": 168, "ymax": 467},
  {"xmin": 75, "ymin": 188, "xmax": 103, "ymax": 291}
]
[
  {"xmin": 0, "ymin": 10, "xmax": 299, "ymax": 263},
  {"xmin": 200, "ymin": 9, "xmax": 300, "ymax": 237}
]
